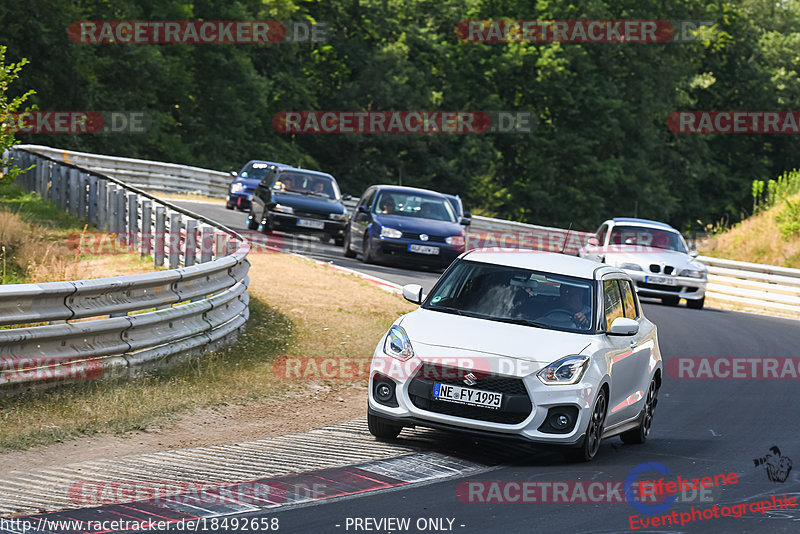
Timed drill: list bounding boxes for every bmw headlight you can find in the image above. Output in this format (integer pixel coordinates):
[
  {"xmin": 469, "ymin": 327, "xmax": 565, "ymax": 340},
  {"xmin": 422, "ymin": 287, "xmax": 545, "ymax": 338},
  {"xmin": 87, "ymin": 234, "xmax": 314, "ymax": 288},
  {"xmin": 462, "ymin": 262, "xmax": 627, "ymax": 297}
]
[
  {"xmin": 679, "ymin": 269, "xmax": 706, "ymax": 279},
  {"xmin": 384, "ymin": 325, "xmax": 414, "ymax": 361},
  {"xmin": 380, "ymin": 227, "xmax": 403, "ymax": 239},
  {"xmin": 329, "ymin": 212, "xmax": 347, "ymax": 221},
  {"xmin": 273, "ymin": 204, "xmax": 294, "ymax": 214},
  {"xmin": 230, "ymin": 182, "xmax": 244, "ymax": 193},
  {"xmin": 537, "ymin": 355, "xmax": 590, "ymax": 385},
  {"xmin": 617, "ymin": 262, "xmax": 644, "ymax": 271}
]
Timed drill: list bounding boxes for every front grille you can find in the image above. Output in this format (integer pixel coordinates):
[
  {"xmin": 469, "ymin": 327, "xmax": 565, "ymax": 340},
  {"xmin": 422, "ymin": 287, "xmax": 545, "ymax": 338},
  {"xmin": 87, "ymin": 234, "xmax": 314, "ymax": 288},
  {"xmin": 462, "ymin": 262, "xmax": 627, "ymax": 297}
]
[
  {"xmin": 649, "ymin": 264, "xmax": 660, "ymax": 273},
  {"xmin": 639, "ymin": 282, "xmax": 682, "ymax": 292},
  {"xmin": 401, "ymin": 232, "xmax": 447, "ymax": 243},
  {"xmin": 293, "ymin": 210, "xmax": 327, "ymax": 219},
  {"xmin": 408, "ymin": 363, "xmax": 532, "ymax": 425},
  {"xmin": 664, "ymin": 266, "xmax": 674, "ymax": 275}
]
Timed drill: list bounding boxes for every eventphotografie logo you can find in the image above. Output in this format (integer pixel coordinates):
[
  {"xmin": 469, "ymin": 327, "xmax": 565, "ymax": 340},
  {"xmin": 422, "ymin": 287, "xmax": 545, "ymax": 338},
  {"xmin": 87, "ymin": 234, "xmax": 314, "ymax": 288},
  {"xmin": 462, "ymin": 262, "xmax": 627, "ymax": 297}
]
[
  {"xmin": 272, "ymin": 111, "xmax": 536, "ymax": 134},
  {"xmin": 68, "ymin": 21, "xmax": 328, "ymax": 44}
]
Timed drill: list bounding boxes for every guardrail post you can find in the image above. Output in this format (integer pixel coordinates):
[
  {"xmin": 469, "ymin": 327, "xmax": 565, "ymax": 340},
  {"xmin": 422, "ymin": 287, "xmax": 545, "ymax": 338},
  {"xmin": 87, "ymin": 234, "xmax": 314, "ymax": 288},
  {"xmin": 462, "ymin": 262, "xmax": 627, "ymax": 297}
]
[
  {"xmin": 116, "ymin": 189, "xmax": 127, "ymax": 245},
  {"xmin": 88, "ymin": 175, "xmax": 98, "ymax": 226},
  {"xmin": 58, "ymin": 166, "xmax": 69, "ymax": 211},
  {"xmin": 200, "ymin": 226, "xmax": 213, "ymax": 263},
  {"xmin": 215, "ymin": 232, "xmax": 227, "ymax": 260},
  {"xmin": 141, "ymin": 200, "xmax": 152, "ymax": 258},
  {"xmin": 169, "ymin": 213, "xmax": 181, "ymax": 269},
  {"xmin": 97, "ymin": 179, "xmax": 107, "ymax": 230},
  {"xmin": 78, "ymin": 173, "xmax": 88, "ymax": 219},
  {"xmin": 36, "ymin": 162, "xmax": 46, "ymax": 198},
  {"xmin": 185, "ymin": 219, "xmax": 197, "ymax": 267},
  {"xmin": 128, "ymin": 193, "xmax": 138, "ymax": 250},
  {"xmin": 68, "ymin": 168, "xmax": 79, "ymax": 216},
  {"xmin": 108, "ymin": 185, "xmax": 118, "ymax": 233},
  {"xmin": 43, "ymin": 161, "xmax": 53, "ymax": 201},
  {"xmin": 154, "ymin": 206, "xmax": 166, "ymax": 267}
]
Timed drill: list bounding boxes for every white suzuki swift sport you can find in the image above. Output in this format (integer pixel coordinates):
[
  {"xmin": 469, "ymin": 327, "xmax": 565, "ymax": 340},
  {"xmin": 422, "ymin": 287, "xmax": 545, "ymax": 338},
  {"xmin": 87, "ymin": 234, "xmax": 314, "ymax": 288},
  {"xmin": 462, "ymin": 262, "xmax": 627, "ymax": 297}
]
[{"xmin": 367, "ymin": 251, "xmax": 663, "ymax": 462}]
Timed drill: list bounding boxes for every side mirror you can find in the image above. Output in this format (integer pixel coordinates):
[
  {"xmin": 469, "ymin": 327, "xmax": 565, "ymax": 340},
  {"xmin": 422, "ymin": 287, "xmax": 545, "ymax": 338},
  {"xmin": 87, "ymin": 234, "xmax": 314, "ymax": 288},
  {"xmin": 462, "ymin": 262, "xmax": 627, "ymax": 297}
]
[
  {"xmin": 463, "ymin": 211, "xmax": 472, "ymax": 218},
  {"xmin": 608, "ymin": 317, "xmax": 639, "ymax": 336},
  {"xmin": 587, "ymin": 236, "xmax": 600, "ymax": 247},
  {"xmin": 402, "ymin": 283, "xmax": 425, "ymax": 305},
  {"xmin": 689, "ymin": 250, "xmax": 699, "ymax": 258},
  {"xmin": 342, "ymin": 194, "xmax": 352, "ymax": 201},
  {"xmin": 357, "ymin": 205, "xmax": 368, "ymax": 214},
  {"xmin": 229, "ymin": 170, "xmax": 238, "ymax": 177},
  {"xmin": 459, "ymin": 217, "xmax": 471, "ymax": 226}
]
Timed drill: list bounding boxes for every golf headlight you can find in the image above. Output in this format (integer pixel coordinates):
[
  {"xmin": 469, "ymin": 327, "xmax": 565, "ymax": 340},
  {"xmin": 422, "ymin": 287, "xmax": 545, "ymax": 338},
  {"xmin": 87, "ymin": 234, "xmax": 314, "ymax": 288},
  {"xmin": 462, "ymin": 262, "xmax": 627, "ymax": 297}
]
[
  {"xmin": 446, "ymin": 235, "xmax": 465, "ymax": 246},
  {"xmin": 329, "ymin": 212, "xmax": 347, "ymax": 221},
  {"xmin": 679, "ymin": 269, "xmax": 706, "ymax": 279},
  {"xmin": 383, "ymin": 325, "xmax": 414, "ymax": 361},
  {"xmin": 617, "ymin": 262, "xmax": 643, "ymax": 271},
  {"xmin": 380, "ymin": 227, "xmax": 403, "ymax": 239},
  {"xmin": 537, "ymin": 355, "xmax": 590, "ymax": 385},
  {"xmin": 230, "ymin": 182, "xmax": 244, "ymax": 193},
  {"xmin": 273, "ymin": 204, "xmax": 294, "ymax": 214}
]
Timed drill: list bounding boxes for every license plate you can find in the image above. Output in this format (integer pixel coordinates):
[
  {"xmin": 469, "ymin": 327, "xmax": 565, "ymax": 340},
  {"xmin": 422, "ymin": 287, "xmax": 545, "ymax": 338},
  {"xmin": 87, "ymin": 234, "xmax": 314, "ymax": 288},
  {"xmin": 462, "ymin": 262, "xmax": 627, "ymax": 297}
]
[
  {"xmin": 409, "ymin": 244, "xmax": 440, "ymax": 255},
  {"xmin": 645, "ymin": 275, "xmax": 677, "ymax": 286},
  {"xmin": 297, "ymin": 219, "xmax": 325, "ymax": 230},
  {"xmin": 433, "ymin": 383, "xmax": 502, "ymax": 409}
]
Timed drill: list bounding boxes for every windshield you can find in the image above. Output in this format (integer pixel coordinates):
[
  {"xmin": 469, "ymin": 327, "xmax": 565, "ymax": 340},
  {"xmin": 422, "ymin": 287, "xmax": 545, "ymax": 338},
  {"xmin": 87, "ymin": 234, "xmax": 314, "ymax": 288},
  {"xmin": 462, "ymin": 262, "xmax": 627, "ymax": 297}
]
[
  {"xmin": 423, "ymin": 260, "xmax": 595, "ymax": 333},
  {"xmin": 609, "ymin": 226, "xmax": 687, "ymax": 254},
  {"xmin": 238, "ymin": 161, "xmax": 274, "ymax": 181},
  {"xmin": 272, "ymin": 172, "xmax": 341, "ymax": 199},
  {"xmin": 373, "ymin": 191, "xmax": 456, "ymax": 222}
]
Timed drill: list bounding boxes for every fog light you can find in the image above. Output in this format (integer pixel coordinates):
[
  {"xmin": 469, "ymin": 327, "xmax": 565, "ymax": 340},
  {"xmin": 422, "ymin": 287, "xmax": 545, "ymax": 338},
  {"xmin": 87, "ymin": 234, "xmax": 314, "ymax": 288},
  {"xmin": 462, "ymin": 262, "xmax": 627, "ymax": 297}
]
[
  {"xmin": 372, "ymin": 375, "xmax": 399, "ymax": 407},
  {"xmin": 538, "ymin": 405, "xmax": 579, "ymax": 434},
  {"xmin": 552, "ymin": 414, "xmax": 570, "ymax": 430},
  {"xmin": 376, "ymin": 383, "xmax": 392, "ymax": 401}
]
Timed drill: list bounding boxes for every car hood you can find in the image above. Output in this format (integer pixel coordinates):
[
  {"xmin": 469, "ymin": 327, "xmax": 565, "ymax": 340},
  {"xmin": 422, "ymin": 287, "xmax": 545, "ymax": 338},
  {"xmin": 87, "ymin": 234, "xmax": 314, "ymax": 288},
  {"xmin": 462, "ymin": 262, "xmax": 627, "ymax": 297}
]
[
  {"xmin": 398, "ymin": 308, "xmax": 592, "ymax": 365},
  {"xmin": 602, "ymin": 247, "xmax": 706, "ymax": 271},
  {"xmin": 232, "ymin": 177, "xmax": 261, "ymax": 188},
  {"xmin": 373, "ymin": 214, "xmax": 462, "ymax": 235},
  {"xmin": 272, "ymin": 191, "xmax": 346, "ymax": 215}
]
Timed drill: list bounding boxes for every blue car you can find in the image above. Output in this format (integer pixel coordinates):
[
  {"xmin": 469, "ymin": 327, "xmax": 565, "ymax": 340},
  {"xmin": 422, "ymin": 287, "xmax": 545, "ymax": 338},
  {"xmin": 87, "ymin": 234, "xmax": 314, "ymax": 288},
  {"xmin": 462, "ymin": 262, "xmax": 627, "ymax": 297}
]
[
  {"xmin": 226, "ymin": 160, "xmax": 289, "ymax": 211},
  {"xmin": 343, "ymin": 185, "xmax": 469, "ymax": 269}
]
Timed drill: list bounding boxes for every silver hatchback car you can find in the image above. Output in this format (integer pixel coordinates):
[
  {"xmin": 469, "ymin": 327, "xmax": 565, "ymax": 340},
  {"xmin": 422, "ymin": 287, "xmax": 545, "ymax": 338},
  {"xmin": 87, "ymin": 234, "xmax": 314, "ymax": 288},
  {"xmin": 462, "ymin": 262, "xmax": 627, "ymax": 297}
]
[
  {"xmin": 579, "ymin": 218, "xmax": 708, "ymax": 309},
  {"xmin": 367, "ymin": 251, "xmax": 663, "ymax": 462}
]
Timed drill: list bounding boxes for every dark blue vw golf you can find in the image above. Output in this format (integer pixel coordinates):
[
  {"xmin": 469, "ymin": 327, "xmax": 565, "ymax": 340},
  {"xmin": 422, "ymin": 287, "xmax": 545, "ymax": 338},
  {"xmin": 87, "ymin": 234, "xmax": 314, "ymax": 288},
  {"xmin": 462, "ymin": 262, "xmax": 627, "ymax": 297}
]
[{"xmin": 343, "ymin": 185, "xmax": 468, "ymax": 269}]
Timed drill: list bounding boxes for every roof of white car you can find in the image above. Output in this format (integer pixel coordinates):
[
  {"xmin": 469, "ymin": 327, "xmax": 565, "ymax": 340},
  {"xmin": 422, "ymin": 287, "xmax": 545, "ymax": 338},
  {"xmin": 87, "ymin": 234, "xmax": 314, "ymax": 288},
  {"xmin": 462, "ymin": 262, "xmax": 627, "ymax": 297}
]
[
  {"xmin": 610, "ymin": 217, "xmax": 678, "ymax": 232},
  {"xmin": 462, "ymin": 250, "xmax": 615, "ymax": 279}
]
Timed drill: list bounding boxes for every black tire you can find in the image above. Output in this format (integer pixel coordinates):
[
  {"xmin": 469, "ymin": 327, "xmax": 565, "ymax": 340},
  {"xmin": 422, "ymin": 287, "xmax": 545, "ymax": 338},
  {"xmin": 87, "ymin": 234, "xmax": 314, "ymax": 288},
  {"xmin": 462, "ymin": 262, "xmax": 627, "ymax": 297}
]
[
  {"xmin": 343, "ymin": 230, "xmax": 357, "ymax": 257},
  {"xmin": 565, "ymin": 388, "xmax": 607, "ymax": 462},
  {"xmin": 686, "ymin": 296, "xmax": 705, "ymax": 310},
  {"xmin": 621, "ymin": 378, "xmax": 659, "ymax": 444},
  {"xmin": 368, "ymin": 412, "xmax": 402, "ymax": 440},
  {"xmin": 334, "ymin": 237, "xmax": 345, "ymax": 247},
  {"xmin": 661, "ymin": 295, "xmax": 680, "ymax": 306},
  {"xmin": 362, "ymin": 235, "xmax": 375, "ymax": 264},
  {"xmin": 246, "ymin": 211, "xmax": 258, "ymax": 230},
  {"xmin": 226, "ymin": 201, "xmax": 235, "ymax": 210},
  {"xmin": 260, "ymin": 212, "xmax": 273, "ymax": 234}
]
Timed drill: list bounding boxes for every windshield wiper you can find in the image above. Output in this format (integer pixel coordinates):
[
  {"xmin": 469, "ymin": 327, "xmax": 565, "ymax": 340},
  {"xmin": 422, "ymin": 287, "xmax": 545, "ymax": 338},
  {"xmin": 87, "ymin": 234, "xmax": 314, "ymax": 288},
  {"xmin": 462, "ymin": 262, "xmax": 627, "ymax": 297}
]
[
  {"xmin": 430, "ymin": 305, "xmax": 466, "ymax": 316},
  {"xmin": 490, "ymin": 316, "xmax": 550, "ymax": 328}
]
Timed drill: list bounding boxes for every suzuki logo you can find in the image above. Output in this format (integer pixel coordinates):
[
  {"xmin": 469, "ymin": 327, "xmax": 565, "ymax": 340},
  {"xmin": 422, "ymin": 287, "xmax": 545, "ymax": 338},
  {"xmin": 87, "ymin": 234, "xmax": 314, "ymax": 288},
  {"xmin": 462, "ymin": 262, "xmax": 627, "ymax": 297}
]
[
  {"xmin": 463, "ymin": 372, "xmax": 477, "ymax": 386},
  {"xmin": 420, "ymin": 234, "xmax": 429, "ymax": 241}
]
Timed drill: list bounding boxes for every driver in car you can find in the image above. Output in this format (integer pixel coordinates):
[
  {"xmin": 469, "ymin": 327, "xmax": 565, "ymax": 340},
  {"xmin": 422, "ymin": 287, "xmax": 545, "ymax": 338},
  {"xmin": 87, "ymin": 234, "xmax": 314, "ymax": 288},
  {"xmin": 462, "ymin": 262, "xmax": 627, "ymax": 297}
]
[
  {"xmin": 378, "ymin": 196, "xmax": 395, "ymax": 214},
  {"xmin": 557, "ymin": 285, "xmax": 591, "ymax": 329}
]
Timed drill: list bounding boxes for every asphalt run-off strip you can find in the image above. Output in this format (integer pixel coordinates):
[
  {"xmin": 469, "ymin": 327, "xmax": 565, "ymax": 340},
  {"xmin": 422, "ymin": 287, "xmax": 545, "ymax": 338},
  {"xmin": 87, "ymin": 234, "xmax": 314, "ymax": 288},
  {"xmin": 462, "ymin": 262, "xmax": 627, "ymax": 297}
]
[{"xmin": 0, "ymin": 419, "xmax": 533, "ymax": 530}]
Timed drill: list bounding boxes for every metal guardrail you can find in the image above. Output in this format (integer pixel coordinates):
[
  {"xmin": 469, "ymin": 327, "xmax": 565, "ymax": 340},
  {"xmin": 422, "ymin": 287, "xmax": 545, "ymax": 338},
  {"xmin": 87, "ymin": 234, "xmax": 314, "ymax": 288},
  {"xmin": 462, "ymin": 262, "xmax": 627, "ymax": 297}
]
[
  {"xmin": 0, "ymin": 148, "xmax": 251, "ymax": 394},
  {"xmin": 15, "ymin": 145, "xmax": 799, "ymax": 318}
]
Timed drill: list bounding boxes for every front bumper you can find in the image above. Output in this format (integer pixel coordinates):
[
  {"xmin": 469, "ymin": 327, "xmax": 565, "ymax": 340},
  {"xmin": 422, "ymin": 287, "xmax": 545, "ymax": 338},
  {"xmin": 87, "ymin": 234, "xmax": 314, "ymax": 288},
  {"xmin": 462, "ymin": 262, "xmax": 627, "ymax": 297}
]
[
  {"xmin": 227, "ymin": 193, "xmax": 253, "ymax": 209},
  {"xmin": 367, "ymin": 350, "xmax": 602, "ymax": 446},
  {"xmin": 269, "ymin": 212, "xmax": 347, "ymax": 238},
  {"xmin": 368, "ymin": 236, "xmax": 463, "ymax": 267},
  {"xmin": 622, "ymin": 270, "xmax": 707, "ymax": 301}
]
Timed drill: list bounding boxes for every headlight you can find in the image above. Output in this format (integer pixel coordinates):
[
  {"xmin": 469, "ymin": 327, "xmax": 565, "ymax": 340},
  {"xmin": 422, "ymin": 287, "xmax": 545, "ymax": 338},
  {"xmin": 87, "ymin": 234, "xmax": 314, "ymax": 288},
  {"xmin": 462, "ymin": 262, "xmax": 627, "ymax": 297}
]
[
  {"xmin": 617, "ymin": 262, "xmax": 644, "ymax": 271},
  {"xmin": 446, "ymin": 235, "xmax": 465, "ymax": 247},
  {"xmin": 380, "ymin": 227, "xmax": 403, "ymax": 239},
  {"xmin": 679, "ymin": 269, "xmax": 706, "ymax": 279},
  {"xmin": 383, "ymin": 325, "xmax": 414, "ymax": 361},
  {"xmin": 329, "ymin": 212, "xmax": 347, "ymax": 221},
  {"xmin": 230, "ymin": 182, "xmax": 244, "ymax": 193},
  {"xmin": 537, "ymin": 355, "xmax": 590, "ymax": 385},
  {"xmin": 273, "ymin": 204, "xmax": 294, "ymax": 214}
]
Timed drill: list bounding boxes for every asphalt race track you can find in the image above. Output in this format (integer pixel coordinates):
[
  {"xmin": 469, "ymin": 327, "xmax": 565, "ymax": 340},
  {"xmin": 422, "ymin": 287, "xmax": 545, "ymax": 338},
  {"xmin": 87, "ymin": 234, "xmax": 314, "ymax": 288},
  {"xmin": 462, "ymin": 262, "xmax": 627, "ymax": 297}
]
[{"xmin": 149, "ymin": 201, "xmax": 800, "ymax": 533}]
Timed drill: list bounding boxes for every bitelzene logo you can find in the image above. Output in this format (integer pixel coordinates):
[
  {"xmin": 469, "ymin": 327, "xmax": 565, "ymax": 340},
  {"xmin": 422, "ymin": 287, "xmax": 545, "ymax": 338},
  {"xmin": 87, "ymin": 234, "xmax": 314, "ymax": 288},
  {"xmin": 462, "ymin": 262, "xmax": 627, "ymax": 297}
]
[
  {"xmin": 754, "ymin": 446, "xmax": 793, "ymax": 483},
  {"xmin": 625, "ymin": 462, "xmax": 677, "ymax": 515}
]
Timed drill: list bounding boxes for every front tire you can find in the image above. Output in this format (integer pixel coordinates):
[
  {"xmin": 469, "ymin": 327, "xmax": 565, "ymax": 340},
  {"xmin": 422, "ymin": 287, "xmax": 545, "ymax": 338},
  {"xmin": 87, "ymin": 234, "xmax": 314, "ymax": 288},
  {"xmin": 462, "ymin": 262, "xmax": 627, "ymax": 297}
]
[
  {"xmin": 686, "ymin": 296, "xmax": 705, "ymax": 310},
  {"xmin": 621, "ymin": 378, "xmax": 658, "ymax": 444},
  {"xmin": 343, "ymin": 230, "xmax": 356, "ymax": 257},
  {"xmin": 368, "ymin": 412, "xmax": 402, "ymax": 440},
  {"xmin": 362, "ymin": 235, "xmax": 375, "ymax": 264},
  {"xmin": 565, "ymin": 388, "xmax": 607, "ymax": 462},
  {"xmin": 246, "ymin": 211, "xmax": 258, "ymax": 230},
  {"xmin": 661, "ymin": 295, "xmax": 680, "ymax": 306}
]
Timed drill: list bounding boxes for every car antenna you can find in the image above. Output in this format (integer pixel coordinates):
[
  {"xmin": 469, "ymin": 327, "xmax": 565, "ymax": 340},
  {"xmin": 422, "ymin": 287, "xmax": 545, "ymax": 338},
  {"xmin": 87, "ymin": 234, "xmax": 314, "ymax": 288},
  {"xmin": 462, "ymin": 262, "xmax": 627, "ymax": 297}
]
[{"xmin": 560, "ymin": 222, "xmax": 573, "ymax": 254}]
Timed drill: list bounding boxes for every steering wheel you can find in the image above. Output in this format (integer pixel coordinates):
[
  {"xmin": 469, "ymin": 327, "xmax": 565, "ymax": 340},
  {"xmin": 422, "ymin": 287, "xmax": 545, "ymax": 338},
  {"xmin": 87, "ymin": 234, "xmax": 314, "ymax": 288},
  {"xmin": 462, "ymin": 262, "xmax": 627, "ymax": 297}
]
[{"xmin": 541, "ymin": 308, "xmax": 576, "ymax": 324}]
